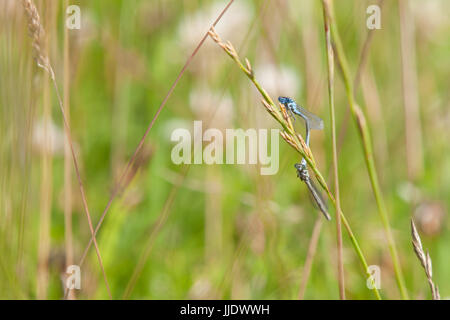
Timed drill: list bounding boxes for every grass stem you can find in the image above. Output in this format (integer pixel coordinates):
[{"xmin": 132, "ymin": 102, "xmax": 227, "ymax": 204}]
[
  {"xmin": 322, "ymin": 0, "xmax": 408, "ymax": 299},
  {"xmin": 322, "ymin": 0, "xmax": 345, "ymax": 300}
]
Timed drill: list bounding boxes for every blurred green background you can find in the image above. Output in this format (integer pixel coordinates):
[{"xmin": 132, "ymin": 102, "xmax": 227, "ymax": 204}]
[{"xmin": 0, "ymin": 0, "xmax": 449, "ymax": 299}]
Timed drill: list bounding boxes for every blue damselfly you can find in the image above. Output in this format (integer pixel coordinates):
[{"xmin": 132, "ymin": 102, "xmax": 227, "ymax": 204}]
[{"xmin": 279, "ymin": 96, "xmax": 330, "ymax": 220}]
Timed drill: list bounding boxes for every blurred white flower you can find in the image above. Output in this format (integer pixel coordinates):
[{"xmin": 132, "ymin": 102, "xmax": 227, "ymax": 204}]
[
  {"xmin": 32, "ymin": 118, "xmax": 65, "ymax": 156},
  {"xmin": 178, "ymin": 1, "xmax": 253, "ymax": 51},
  {"xmin": 397, "ymin": 181, "xmax": 422, "ymax": 203},
  {"xmin": 254, "ymin": 63, "xmax": 301, "ymax": 101},
  {"xmin": 177, "ymin": 1, "xmax": 252, "ymax": 76},
  {"xmin": 414, "ymin": 202, "xmax": 446, "ymax": 237},
  {"xmin": 411, "ymin": 0, "xmax": 449, "ymax": 36}
]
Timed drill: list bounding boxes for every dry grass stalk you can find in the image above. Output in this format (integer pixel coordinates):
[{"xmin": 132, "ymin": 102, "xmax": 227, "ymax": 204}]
[
  {"xmin": 411, "ymin": 219, "xmax": 440, "ymax": 300},
  {"xmin": 36, "ymin": 0, "xmax": 54, "ymax": 300},
  {"xmin": 298, "ymin": 216, "xmax": 323, "ymax": 299},
  {"xmin": 63, "ymin": 0, "xmax": 75, "ymax": 300},
  {"xmin": 322, "ymin": 0, "xmax": 345, "ymax": 299},
  {"xmin": 399, "ymin": 0, "xmax": 424, "ymax": 180},
  {"xmin": 21, "ymin": 0, "xmax": 112, "ymax": 299}
]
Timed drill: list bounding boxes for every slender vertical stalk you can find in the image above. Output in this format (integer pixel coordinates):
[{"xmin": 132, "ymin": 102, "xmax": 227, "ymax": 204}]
[
  {"xmin": 398, "ymin": 0, "xmax": 423, "ymax": 180},
  {"xmin": 37, "ymin": 49, "xmax": 52, "ymax": 300},
  {"xmin": 22, "ymin": 0, "xmax": 112, "ymax": 299},
  {"xmin": 298, "ymin": 215, "xmax": 323, "ymax": 299},
  {"xmin": 63, "ymin": 0, "xmax": 75, "ymax": 300},
  {"xmin": 361, "ymin": 69, "xmax": 389, "ymax": 174},
  {"xmin": 37, "ymin": 2, "xmax": 54, "ymax": 300},
  {"xmin": 322, "ymin": 0, "xmax": 408, "ymax": 299},
  {"xmin": 205, "ymin": 166, "xmax": 223, "ymax": 263},
  {"xmin": 322, "ymin": 0, "xmax": 345, "ymax": 300}
]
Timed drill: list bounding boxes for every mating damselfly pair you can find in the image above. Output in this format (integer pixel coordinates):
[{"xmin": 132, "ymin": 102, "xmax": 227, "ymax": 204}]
[{"xmin": 278, "ymin": 96, "xmax": 331, "ymax": 221}]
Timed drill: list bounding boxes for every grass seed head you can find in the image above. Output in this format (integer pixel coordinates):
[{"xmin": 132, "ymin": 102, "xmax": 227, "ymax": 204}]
[
  {"xmin": 411, "ymin": 219, "xmax": 440, "ymax": 300},
  {"xmin": 22, "ymin": 0, "xmax": 52, "ymax": 76}
]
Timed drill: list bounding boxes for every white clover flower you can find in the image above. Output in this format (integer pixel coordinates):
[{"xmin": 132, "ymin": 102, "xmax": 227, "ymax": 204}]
[
  {"xmin": 177, "ymin": 1, "xmax": 253, "ymax": 76},
  {"xmin": 254, "ymin": 63, "xmax": 301, "ymax": 102},
  {"xmin": 411, "ymin": 0, "xmax": 449, "ymax": 34},
  {"xmin": 32, "ymin": 118, "xmax": 65, "ymax": 155},
  {"xmin": 178, "ymin": 1, "xmax": 253, "ymax": 51}
]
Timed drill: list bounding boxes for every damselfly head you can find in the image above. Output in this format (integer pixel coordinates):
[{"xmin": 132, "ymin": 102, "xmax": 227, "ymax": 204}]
[{"xmin": 278, "ymin": 96, "xmax": 293, "ymax": 105}]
